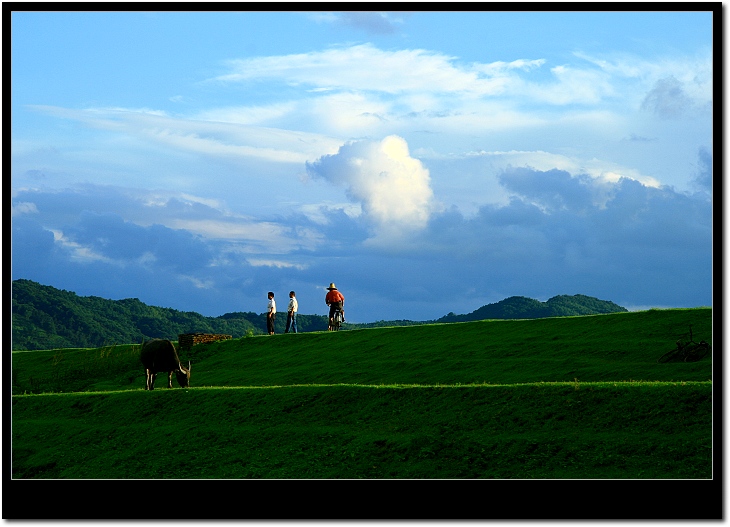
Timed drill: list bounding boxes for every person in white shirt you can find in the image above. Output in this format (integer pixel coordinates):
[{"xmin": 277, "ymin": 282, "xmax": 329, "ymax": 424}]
[
  {"xmin": 285, "ymin": 291, "xmax": 298, "ymax": 333},
  {"xmin": 267, "ymin": 292, "xmax": 276, "ymax": 335}
]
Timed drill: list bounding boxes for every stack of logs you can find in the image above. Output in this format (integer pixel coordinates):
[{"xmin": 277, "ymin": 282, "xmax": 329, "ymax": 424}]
[{"xmin": 178, "ymin": 333, "xmax": 232, "ymax": 351}]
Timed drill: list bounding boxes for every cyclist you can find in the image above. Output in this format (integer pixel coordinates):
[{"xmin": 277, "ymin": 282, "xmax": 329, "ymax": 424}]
[{"xmin": 325, "ymin": 283, "xmax": 345, "ymax": 330}]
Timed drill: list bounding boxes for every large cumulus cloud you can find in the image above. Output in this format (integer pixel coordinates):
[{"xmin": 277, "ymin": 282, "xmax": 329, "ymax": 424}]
[{"xmin": 305, "ymin": 135, "xmax": 437, "ymax": 239}]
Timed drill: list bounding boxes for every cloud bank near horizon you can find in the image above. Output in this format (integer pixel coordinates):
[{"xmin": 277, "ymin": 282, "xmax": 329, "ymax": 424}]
[{"xmin": 12, "ymin": 145, "xmax": 712, "ymax": 321}]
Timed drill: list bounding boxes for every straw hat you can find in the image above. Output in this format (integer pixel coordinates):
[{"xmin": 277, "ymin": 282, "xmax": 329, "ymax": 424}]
[{"xmin": 327, "ymin": 283, "xmax": 337, "ymax": 290}]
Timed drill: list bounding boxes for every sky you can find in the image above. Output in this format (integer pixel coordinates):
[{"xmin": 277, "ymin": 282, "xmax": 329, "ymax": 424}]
[{"xmin": 10, "ymin": 8, "xmax": 715, "ymax": 323}]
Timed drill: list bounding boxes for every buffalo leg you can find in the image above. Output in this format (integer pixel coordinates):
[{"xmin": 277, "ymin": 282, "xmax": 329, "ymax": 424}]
[{"xmin": 168, "ymin": 371, "xmax": 173, "ymax": 388}]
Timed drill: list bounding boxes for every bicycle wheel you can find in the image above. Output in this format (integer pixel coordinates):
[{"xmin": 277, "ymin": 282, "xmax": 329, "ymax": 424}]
[
  {"xmin": 333, "ymin": 311, "xmax": 342, "ymax": 331},
  {"xmin": 658, "ymin": 348, "xmax": 681, "ymax": 363},
  {"xmin": 685, "ymin": 342, "xmax": 710, "ymax": 362}
]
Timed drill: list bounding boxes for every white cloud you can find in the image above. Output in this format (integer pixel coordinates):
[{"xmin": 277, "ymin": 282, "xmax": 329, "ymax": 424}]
[
  {"xmin": 299, "ymin": 202, "xmax": 362, "ymax": 225},
  {"xmin": 213, "ymin": 43, "xmax": 530, "ymax": 97},
  {"xmin": 167, "ymin": 218, "xmax": 321, "ymax": 255},
  {"xmin": 194, "ymin": 102, "xmax": 299, "ymax": 126},
  {"xmin": 28, "ymin": 105, "xmax": 342, "ymax": 165},
  {"xmin": 136, "ymin": 251, "xmax": 157, "ymax": 267},
  {"xmin": 26, "ymin": 44, "xmax": 712, "ymax": 186},
  {"xmin": 179, "ymin": 275, "xmax": 215, "ymax": 289},
  {"xmin": 141, "ymin": 128, "xmax": 312, "ymax": 164},
  {"xmin": 169, "ymin": 219, "xmax": 283, "ymax": 241},
  {"xmin": 211, "ymin": 44, "xmax": 683, "ymax": 110},
  {"xmin": 574, "ymin": 50, "xmax": 713, "ymax": 111},
  {"xmin": 306, "ymin": 135, "xmax": 437, "ymax": 233},
  {"xmin": 304, "ymin": 92, "xmax": 393, "ymax": 134},
  {"xmin": 247, "ymin": 259, "xmax": 308, "ymax": 270},
  {"xmin": 12, "ymin": 202, "xmax": 39, "ymax": 216},
  {"xmin": 536, "ymin": 65, "xmax": 614, "ymax": 105},
  {"xmin": 474, "ymin": 59, "xmax": 547, "ymax": 74},
  {"xmin": 50, "ymin": 229, "xmax": 115, "ymax": 264}
]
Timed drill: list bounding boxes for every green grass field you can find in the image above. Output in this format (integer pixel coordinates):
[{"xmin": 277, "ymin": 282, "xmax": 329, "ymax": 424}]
[{"xmin": 11, "ymin": 308, "xmax": 714, "ymax": 483}]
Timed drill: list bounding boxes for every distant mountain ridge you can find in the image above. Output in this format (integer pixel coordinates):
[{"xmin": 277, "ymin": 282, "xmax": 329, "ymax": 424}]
[
  {"xmin": 11, "ymin": 279, "xmax": 628, "ymax": 351},
  {"xmin": 11, "ymin": 279, "xmax": 329, "ymax": 351},
  {"xmin": 436, "ymin": 294, "xmax": 628, "ymax": 323}
]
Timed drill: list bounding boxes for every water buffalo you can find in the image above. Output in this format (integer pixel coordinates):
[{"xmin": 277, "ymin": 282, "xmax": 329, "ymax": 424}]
[{"xmin": 140, "ymin": 339, "xmax": 191, "ymax": 390}]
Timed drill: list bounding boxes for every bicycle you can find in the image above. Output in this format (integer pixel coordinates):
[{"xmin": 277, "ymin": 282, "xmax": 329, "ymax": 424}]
[
  {"xmin": 657, "ymin": 325, "xmax": 711, "ymax": 363},
  {"xmin": 329, "ymin": 308, "xmax": 344, "ymax": 331}
]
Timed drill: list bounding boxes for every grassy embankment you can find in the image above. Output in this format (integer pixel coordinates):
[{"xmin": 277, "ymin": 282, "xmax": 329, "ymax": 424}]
[{"xmin": 12, "ymin": 308, "xmax": 713, "ymax": 479}]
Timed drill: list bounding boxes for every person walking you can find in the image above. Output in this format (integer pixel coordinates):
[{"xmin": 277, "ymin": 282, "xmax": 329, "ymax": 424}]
[
  {"xmin": 267, "ymin": 292, "xmax": 276, "ymax": 335},
  {"xmin": 285, "ymin": 291, "xmax": 298, "ymax": 333},
  {"xmin": 325, "ymin": 283, "xmax": 345, "ymax": 330}
]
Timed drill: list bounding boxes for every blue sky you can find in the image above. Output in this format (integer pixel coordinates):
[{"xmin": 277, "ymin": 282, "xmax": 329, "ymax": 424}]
[{"xmin": 11, "ymin": 8, "xmax": 714, "ymax": 323}]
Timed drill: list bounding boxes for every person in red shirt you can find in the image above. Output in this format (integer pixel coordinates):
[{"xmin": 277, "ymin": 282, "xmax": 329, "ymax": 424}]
[{"xmin": 325, "ymin": 283, "xmax": 345, "ymax": 330}]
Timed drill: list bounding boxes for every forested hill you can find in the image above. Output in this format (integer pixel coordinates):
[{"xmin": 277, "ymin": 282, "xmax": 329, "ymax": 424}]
[
  {"xmin": 11, "ymin": 279, "xmax": 628, "ymax": 351},
  {"xmin": 436, "ymin": 295, "xmax": 628, "ymax": 323},
  {"xmin": 11, "ymin": 279, "xmax": 330, "ymax": 351}
]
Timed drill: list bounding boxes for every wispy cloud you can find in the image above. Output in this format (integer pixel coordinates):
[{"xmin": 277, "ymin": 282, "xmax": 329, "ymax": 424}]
[
  {"xmin": 247, "ymin": 258, "xmax": 308, "ymax": 270},
  {"xmin": 50, "ymin": 229, "xmax": 116, "ymax": 264},
  {"xmin": 27, "ymin": 104, "xmax": 342, "ymax": 164},
  {"xmin": 575, "ymin": 50, "xmax": 713, "ymax": 111},
  {"xmin": 12, "ymin": 202, "xmax": 39, "ymax": 216},
  {"xmin": 211, "ymin": 43, "xmax": 709, "ymax": 112},
  {"xmin": 213, "ymin": 43, "xmax": 530, "ymax": 97},
  {"xmin": 24, "ymin": 43, "xmax": 713, "ymax": 183}
]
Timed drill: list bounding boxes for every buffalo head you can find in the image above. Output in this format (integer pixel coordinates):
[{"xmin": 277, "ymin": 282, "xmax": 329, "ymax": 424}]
[{"xmin": 175, "ymin": 361, "xmax": 191, "ymax": 388}]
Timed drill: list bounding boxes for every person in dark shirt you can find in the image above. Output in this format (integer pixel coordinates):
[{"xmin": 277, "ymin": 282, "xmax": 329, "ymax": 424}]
[
  {"xmin": 325, "ymin": 283, "xmax": 345, "ymax": 330},
  {"xmin": 266, "ymin": 292, "xmax": 276, "ymax": 335}
]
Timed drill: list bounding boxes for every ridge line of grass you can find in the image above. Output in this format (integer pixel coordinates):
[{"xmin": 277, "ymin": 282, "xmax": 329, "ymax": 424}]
[{"xmin": 11, "ymin": 379, "xmax": 712, "ymax": 397}]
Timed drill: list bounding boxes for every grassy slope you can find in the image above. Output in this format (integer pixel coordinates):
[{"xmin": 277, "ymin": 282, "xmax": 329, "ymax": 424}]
[
  {"xmin": 12, "ymin": 308, "xmax": 713, "ymax": 394},
  {"xmin": 194, "ymin": 308, "xmax": 712, "ymax": 388},
  {"xmin": 12, "ymin": 382, "xmax": 711, "ymax": 480},
  {"xmin": 11, "ymin": 308, "xmax": 714, "ymax": 481}
]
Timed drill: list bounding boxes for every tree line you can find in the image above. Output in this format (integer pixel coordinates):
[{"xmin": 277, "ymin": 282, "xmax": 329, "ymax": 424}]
[
  {"xmin": 11, "ymin": 279, "xmax": 628, "ymax": 351},
  {"xmin": 436, "ymin": 294, "xmax": 628, "ymax": 323},
  {"xmin": 11, "ymin": 279, "xmax": 330, "ymax": 351}
]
